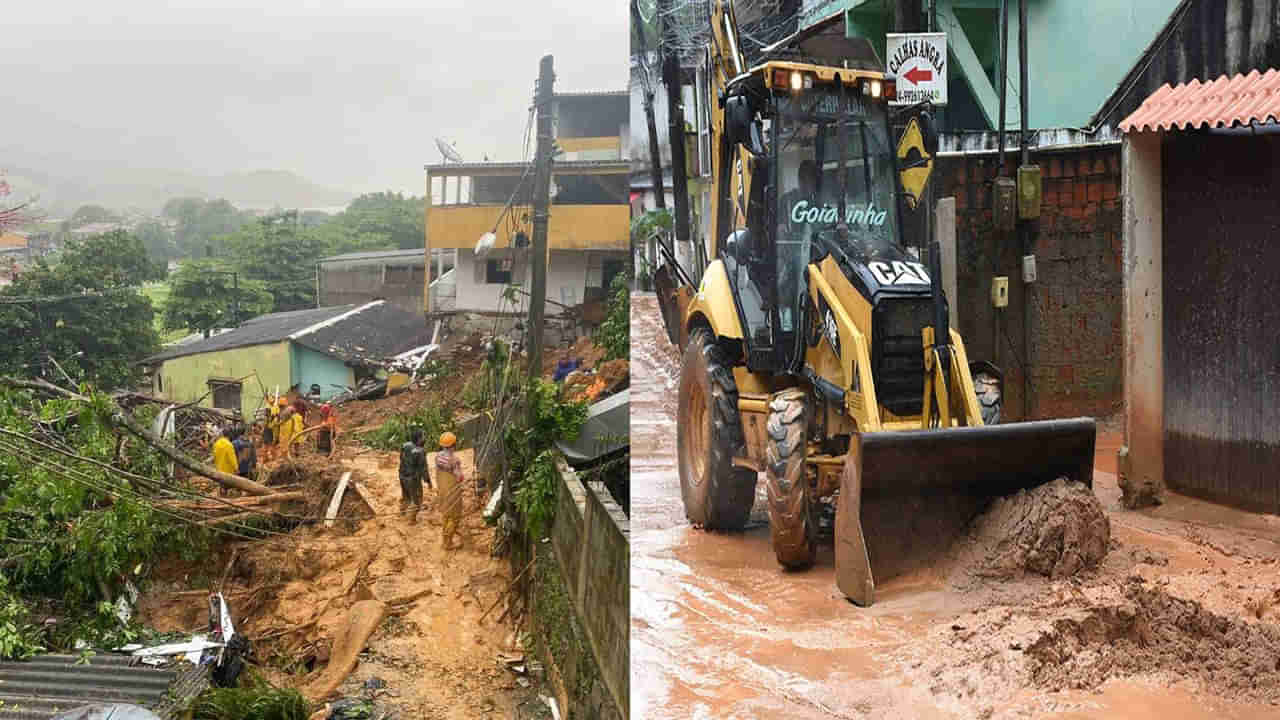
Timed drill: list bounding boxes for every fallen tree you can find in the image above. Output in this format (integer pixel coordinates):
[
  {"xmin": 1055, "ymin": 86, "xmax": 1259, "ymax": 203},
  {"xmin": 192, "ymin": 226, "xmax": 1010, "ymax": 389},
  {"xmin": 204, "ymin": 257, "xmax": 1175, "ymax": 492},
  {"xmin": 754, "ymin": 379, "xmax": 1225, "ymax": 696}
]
[{"xmin": 0, "ymin": 376, "xmax": 274, "ymax": 496}]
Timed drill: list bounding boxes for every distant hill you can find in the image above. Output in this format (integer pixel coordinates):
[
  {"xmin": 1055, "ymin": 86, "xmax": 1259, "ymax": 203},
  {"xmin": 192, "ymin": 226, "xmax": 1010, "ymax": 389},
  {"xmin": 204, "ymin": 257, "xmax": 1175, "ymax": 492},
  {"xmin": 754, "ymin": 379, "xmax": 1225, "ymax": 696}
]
[{"xmin": 1, "ymin": 150, "xmax": 353, "ymax": 216}]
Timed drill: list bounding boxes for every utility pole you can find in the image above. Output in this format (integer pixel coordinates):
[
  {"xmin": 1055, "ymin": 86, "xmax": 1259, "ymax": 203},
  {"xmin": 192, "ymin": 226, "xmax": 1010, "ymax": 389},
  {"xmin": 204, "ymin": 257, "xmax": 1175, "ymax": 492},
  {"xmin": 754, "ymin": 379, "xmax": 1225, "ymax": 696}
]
[
  {"xmin": 527, "ymin": 54, "xmax": 555, "ymax": 385},
  {"xmin": 658, "ymin": 0, "xmax": 692, "ymax": 267},
  {"xmin": 632, "ymin": 0, "xmax": 666, "ymax": 212}
]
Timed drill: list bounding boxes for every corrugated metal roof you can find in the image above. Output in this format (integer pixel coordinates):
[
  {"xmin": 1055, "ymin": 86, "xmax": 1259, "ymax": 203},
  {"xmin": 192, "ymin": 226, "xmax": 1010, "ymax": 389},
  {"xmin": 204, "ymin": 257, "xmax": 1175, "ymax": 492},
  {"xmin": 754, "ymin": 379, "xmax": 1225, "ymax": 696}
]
[
  {"xmin": 1119, "ymin": 68, "xmax": 1280, "ymax": 133},
  {"xmin": 0, "ymin": 653, "xmax": 200, "ymax": 720},
  {"xmin": 319, "ymin": 248, "xmax": 424, "ymax": 264},
  {"xmin": 423, "ymin": 160, "xmax": 630, "ymax": 173},
  {"xmin": 145, "ymin": 300, "xmax": 434, "ymax": 366},
  {"xmin": 142, "ymin": 304, "xmax": 361, "ymax": 364},
  {"xmin": 554, "ymin": 90, "xmax": 627, "ymax": 98}
]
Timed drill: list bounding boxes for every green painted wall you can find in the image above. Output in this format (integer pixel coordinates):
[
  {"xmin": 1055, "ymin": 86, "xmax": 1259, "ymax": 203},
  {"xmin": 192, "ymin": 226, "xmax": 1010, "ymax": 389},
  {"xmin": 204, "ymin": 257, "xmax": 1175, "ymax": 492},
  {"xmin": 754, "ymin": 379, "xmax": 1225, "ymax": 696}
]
[
  {"xmin": 291, "ymin": 344, "xmax": 355, "ymax": 401},
  {"xmin": 157, "ymin": 341, "xmax": 292, "ymax": 420},
  {"xmin": 819, "ymin": 0, "xmax": 1180, "ymax": 128},
  {"xmin": 1022, "ymin": 0, "xmax": 1180, "ymax": 128}
]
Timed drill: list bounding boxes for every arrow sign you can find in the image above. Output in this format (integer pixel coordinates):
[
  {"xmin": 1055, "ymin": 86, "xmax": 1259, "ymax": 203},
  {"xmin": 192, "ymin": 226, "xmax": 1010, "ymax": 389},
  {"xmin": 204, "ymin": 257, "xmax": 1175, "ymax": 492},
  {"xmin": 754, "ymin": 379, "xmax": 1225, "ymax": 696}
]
[
  {"xmin": 903, "ymin": 66, "xmax": 933, "ymax": 85},
  {"xmin": 886, "ymin": 32, "xmax": 948, "ymax": 106}
]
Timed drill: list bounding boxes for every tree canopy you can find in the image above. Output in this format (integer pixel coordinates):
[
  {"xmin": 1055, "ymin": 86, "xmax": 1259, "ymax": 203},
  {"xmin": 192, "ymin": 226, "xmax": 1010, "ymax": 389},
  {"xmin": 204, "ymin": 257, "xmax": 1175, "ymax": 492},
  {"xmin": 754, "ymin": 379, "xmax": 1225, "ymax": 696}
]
[
  {"xmin": 0, "ymin": 230, "xmax": 163, "ymax": 390},
  {"xmin": 162, "ymin": 259, "xmax": 273, "ymax": 337},
  {"xmin": 162, "ymin": 197, "xmax": 253, "ymax": 258}
]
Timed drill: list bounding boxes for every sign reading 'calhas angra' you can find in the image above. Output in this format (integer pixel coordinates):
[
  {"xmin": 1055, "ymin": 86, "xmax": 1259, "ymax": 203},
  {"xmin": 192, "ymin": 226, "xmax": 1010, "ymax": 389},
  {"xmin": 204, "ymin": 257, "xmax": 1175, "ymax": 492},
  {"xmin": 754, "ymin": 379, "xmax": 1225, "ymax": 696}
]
[{"xmin": 886, "ymin": 32, "xmax": 947, "ymax": 106}]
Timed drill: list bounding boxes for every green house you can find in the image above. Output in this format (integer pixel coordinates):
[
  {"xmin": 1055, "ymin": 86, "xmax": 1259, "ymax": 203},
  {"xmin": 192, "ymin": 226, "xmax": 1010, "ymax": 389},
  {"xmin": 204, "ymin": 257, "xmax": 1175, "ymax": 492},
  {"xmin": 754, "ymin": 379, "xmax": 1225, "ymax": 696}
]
[
  {"xmin": 142, "ymin": 300, "xmax": 434, "ymax": 419},
  {"xmin": 804, "ymin": 0, "xmax": 1183, "ymax": 130}
]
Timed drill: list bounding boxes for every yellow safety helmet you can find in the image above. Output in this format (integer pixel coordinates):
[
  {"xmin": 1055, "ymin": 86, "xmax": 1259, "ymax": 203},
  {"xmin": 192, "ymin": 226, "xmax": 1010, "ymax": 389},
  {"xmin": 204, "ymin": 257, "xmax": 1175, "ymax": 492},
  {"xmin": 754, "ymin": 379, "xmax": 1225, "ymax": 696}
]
[{"xmin": 439, "ymin": 431, "xmax": 457, "ymax": 448}]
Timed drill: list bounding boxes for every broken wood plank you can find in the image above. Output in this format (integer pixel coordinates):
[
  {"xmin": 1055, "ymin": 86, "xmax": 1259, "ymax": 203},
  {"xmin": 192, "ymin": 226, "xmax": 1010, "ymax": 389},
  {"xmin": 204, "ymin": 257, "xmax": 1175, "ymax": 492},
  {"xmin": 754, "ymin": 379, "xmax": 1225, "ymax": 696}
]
[
  {"xmin": 168, "ymin": 491, "xmax": 307, "ymax": 511},
  {"xmin": 199, "ymin": 511, "xmax": 273, "ymax": 527},
  {"xmin": 324, "ymin": 471, "xmax": 353, "ymax": 528},
  {"xmin": 341, "ymin": 553, "xmax": 375, "ymax": 597},
  {"xmin": 350, "ymin": 480, "xmax": 382, "ymax": 516}
]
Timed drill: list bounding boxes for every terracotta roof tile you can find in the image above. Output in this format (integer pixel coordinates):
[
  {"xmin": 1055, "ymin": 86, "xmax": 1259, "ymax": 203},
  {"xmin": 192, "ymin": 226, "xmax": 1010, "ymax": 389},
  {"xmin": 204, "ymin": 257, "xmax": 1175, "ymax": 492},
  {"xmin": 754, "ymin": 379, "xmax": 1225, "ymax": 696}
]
[{"xmin": 1119, "ymin": 68, "xmax": 1280, "ymax": 133}]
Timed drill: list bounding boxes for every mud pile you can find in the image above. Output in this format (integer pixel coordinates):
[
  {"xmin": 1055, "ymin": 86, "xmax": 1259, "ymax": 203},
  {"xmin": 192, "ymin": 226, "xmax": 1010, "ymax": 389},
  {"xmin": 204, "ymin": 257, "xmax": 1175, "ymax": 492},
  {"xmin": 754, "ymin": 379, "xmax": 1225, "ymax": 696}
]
[
  {"xmin": 1027, "ymin": 578, "xmax": 1280, "ymax": 700},
  {"xmin": 949, "ymin": 477, "xmax": 1110, "ymax": 582}
]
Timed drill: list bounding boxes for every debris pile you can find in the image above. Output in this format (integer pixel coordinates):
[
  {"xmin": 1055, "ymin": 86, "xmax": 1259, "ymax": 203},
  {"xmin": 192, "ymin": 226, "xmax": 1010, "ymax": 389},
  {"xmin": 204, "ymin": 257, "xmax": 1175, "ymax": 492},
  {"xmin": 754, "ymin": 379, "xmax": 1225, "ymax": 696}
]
[{"xmin": 948, "ymin": 477, "xmax": 1111, "ymax": 582}]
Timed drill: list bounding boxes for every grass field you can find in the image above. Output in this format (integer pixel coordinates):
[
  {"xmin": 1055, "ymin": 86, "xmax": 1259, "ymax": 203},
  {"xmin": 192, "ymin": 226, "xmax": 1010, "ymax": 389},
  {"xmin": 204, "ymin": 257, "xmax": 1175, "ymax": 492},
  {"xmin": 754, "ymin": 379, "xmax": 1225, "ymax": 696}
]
[{"xmin": 140, "ymin": 282, "xmax": 189, "ymax": 343}]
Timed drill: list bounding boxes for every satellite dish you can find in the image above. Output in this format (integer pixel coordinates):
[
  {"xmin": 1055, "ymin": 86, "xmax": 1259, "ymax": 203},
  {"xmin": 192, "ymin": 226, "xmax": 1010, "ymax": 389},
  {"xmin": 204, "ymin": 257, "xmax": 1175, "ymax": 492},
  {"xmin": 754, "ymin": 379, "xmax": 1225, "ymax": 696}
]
[{"xmin": 435, "ymin": 138, "xmax": 464, "ymax": 163}]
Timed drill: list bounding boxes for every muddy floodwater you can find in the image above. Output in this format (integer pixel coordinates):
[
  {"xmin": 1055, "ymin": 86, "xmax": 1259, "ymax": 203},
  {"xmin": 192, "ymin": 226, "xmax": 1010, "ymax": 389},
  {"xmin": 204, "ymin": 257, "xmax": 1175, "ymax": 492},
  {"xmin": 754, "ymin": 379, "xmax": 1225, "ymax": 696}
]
[{"xmin": 630, "ymin": 293, "xmax": 1280, "ymax": 720}]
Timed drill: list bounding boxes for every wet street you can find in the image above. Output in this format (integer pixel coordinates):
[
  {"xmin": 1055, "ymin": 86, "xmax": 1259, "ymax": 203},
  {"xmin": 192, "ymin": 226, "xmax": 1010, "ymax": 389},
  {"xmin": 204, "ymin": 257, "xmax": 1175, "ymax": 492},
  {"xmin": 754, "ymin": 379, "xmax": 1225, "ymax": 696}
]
[{"xmin": 629, "ymin": 293, "xmax": 1280, "ymax": 720}]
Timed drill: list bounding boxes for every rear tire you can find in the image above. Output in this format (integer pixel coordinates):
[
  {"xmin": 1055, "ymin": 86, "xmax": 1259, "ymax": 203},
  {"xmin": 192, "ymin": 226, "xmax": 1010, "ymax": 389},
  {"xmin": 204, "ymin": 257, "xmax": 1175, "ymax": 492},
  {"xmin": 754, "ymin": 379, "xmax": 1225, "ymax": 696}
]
[
  {"xmin": 765, "ymin": 388, "xmax": 818, "ymax": 569},
  {"xmin": 974, "ymin": 371, "xmax": 1002, "ymax": 425},
  {"xmin": 678, "ymin": 328, "xmax": 757, "ymax": 530}
]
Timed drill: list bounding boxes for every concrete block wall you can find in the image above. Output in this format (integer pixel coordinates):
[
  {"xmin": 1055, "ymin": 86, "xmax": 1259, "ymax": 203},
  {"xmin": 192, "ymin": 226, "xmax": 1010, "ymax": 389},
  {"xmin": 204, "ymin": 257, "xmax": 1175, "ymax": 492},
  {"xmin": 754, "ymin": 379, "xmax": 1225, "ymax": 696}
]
[
  {"xmin": 539, "ymin": 456, "xmax": 630, "ymax": 720},
  {"xmin": 939, "ymin": 146, "xmax": 1124, "ymax": 420}
]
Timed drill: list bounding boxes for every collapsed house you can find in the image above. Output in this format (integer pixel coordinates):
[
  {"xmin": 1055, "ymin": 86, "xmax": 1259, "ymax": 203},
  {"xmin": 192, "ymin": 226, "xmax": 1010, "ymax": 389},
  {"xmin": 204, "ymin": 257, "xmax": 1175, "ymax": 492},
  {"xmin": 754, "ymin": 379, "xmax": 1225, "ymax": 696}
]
[{"xmin": 141, "ymin": 300, "xmax": 435, "ymax": 419}]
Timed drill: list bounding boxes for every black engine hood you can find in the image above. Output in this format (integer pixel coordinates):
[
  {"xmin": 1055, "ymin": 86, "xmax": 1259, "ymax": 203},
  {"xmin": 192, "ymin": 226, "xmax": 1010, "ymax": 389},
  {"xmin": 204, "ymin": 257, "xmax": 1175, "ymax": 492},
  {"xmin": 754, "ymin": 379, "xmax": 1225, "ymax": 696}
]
[{"xmin": 842, "ymin": 245, "xmax": 936, "ymax": 303}]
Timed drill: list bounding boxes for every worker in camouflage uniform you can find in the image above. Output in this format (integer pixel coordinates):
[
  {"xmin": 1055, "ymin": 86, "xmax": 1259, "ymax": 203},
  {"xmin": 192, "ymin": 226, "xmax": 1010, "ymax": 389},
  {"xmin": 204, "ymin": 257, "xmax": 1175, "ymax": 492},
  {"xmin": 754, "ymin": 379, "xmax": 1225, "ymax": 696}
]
[
  {"xmin": 398, "ymin": 428, "xmax": 429, "ymax": 522},
  {"xmin": 435, "ymin": 431, "xmax": 467, "ymax": 550}
]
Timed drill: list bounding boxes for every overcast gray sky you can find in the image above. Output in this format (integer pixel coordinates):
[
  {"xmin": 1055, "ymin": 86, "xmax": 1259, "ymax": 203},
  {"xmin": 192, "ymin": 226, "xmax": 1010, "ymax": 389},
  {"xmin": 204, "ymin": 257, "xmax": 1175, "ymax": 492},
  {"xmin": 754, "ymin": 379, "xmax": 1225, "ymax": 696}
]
[{"xmin": 2, "ymin": 0, "xmax": 627, "ymax": 196}]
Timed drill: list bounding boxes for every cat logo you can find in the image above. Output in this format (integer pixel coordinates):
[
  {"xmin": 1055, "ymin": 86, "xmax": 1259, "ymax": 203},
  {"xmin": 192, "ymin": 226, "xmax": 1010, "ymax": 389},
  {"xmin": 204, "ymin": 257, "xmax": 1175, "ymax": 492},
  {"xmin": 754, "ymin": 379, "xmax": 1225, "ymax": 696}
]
[{"xmin": 869, "ymin": 260, "xmax": 931, "ymax": 286}]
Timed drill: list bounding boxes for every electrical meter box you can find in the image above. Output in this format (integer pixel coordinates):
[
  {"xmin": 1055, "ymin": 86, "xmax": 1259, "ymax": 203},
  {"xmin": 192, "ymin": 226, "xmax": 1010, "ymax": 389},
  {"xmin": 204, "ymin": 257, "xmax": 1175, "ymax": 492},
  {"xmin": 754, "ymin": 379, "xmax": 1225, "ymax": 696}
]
[
  {"xmin": 993, "ymin": 177, "xmax": 1016, "ymax": 232},
  {"xmin": 991, "ymin": 276, "xmax": 1009, "ymax": 308},
  {"xmin": 1017, "ymin": 164, "xmax": 1042, "ymax": 219}
]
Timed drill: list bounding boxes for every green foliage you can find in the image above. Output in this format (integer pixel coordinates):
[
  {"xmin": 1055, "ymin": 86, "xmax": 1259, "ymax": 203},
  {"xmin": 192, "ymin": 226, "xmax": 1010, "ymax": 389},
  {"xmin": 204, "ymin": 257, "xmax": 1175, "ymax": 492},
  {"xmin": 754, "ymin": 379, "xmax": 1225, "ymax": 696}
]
[
  {"xmin": 514, "ymin": 451, "xmax": 558, "ymax": 541},
  {"xmin": 361, "ymin": 400, "xmax": 456, "ymax": 452},
  {"xmin": 163, "ymin": 197, "xmax": 253, "ymax": 258},
  {"xmin": 630, "ymin": 208, "xmax": 672, "ymax": 243},
  {"xmin": 504, "ymin": 380, "xmax": 588, "ymax": 540},
  {"xmin": 460, "ymin": 340, "xmax": 514, "ymax": 411},
  {"xmin": 341, "ymin": 191, "xmax": 425, "ymax": 250},
  {"xmin": 193, "ymin": 678, "xmax": 310, "ymax": 720},
  {"xmin": 221, "ymin": 211, "xmax": 329, "ymax": 312},
  {"xmin": 162, "ymin": 259, "xmax": 274, "ymax": 336},
  {"xmin": 595, "ymin": 271, "xmax": 630, "ymax": 361},
  {"xmin": 0, "ymin": 230, "xmax": 163, "ymax": 389},
  {"xmin": 62, "ymin": 204, "xmax": 120, "ymax": 231},
  {"xmin": 504, "ymin": 379, "xmax": 588, "ymax": 477},
  {"xmin": 0, "ymin": 391, "xmax": 209, "ymax": 605},
  {"xmin": 0, "ymin": 580, "xmax": 44, "ymax": 660},
  {"xmin": 134, "ymin": 220, "xmax": 178, "ymax": 266}
]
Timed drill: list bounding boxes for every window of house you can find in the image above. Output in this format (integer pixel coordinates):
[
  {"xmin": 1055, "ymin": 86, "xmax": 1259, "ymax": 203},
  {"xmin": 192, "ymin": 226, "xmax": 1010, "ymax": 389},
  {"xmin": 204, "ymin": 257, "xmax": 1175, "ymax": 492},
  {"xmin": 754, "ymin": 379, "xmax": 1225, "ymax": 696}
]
[
  {"xmin": 209, "ymin": 380, "xmax": 242, "ymax": 412},
  {"xmin": 485, "ymin": 257, "xmax": 513, "ymax": 285},
  {"xmin": 385, "ymin": 264, "xmax": 414, "ymax": 284}
]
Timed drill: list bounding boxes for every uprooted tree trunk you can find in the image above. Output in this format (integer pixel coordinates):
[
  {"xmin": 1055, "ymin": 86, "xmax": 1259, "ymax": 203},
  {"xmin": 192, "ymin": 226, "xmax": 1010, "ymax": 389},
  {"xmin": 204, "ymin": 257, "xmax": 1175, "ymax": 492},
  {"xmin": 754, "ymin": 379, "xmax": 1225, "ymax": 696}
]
[{"xmin": 0, "ymin": 376, "xmax": 275, "ymax": 496}]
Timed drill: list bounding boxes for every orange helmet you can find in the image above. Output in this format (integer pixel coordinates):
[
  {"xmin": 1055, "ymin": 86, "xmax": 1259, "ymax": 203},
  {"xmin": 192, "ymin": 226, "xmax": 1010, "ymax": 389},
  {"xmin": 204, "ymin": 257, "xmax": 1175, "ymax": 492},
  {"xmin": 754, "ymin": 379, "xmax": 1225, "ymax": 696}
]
[
  {"xmin": 320, "ymin": 403, "xmax": 332, "ymax": 416},
  {"xmin": 277, "ymin": 396, "xmax": 289, "ymax": 406},
  {"xmin": 439, "ymin": 431, "xmax": 457, "ymax": 448}
]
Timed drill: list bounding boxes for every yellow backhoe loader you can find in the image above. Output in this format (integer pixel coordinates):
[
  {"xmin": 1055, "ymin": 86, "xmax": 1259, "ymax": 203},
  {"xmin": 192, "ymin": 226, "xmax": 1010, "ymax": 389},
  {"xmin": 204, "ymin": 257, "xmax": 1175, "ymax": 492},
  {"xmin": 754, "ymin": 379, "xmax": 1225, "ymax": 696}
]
[{"xmin": 652, "ymin": 1, "xmax": 1096, "ymax": 606}]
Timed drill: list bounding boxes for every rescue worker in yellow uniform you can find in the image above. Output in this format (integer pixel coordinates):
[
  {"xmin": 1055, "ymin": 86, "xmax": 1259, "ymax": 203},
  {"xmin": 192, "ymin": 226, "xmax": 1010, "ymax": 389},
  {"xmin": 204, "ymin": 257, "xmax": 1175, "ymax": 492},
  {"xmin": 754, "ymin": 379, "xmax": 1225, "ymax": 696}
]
[
  {"xmin": 435, "ymin": 431, "xmax": 467, "ymax": 550},
  {"xmin": 262, "ymin": 396, "xmax": 287, "ymax": 463},
  {"xmin": 277, "ymin": 405, "xmax": 304, "ymax": 460},
  {"xmin": 212, "ymin": 426, "xmax": 239, "ymax": 478}
]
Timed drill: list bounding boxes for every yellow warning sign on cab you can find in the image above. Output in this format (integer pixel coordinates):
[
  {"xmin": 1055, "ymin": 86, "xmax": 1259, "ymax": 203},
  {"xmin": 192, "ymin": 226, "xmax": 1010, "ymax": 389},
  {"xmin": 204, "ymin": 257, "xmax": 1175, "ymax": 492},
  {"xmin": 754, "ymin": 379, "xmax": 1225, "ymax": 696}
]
[{"xmin": 897, "ymin": 117, "xmax": 933, "ymax": 210}]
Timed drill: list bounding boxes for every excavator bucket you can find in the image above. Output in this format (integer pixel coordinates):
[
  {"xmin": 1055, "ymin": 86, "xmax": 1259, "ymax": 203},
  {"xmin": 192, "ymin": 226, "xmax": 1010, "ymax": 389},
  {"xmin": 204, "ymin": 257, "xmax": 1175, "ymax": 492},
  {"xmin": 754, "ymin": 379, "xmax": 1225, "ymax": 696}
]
[{"xmin": 835, "ymin": 418, "xmax": 1097, "ymax": 606}]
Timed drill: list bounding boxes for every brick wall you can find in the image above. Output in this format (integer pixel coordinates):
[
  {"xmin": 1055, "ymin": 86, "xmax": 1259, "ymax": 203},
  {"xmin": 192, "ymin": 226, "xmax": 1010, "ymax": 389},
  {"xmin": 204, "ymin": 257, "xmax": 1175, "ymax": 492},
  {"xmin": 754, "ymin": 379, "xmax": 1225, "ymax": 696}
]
[{"xmin": 938, "ymin": 146, "xmax": 1123, "ymax": 421}]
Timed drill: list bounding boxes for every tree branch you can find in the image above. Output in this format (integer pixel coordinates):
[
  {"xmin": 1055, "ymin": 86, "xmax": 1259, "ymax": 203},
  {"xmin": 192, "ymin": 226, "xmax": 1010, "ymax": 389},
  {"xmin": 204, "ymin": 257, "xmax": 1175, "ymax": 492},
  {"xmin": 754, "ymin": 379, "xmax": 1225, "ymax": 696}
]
[{"xmin": 0, "ymin": 376, "xmax": 275, "ymax": 496}]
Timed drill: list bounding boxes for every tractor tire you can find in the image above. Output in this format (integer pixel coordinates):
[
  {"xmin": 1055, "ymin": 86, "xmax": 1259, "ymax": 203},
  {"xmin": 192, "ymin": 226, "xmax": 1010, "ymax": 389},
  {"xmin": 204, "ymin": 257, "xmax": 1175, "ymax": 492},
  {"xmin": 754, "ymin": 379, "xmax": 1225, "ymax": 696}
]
[
  {"xmin": 764, "ymin": 388, "xmax": 818, "ymax": 569},
  {"xmin": 678, "ymin": 328, "xmax": 757, "ymax": 530},
  {"xmin": 974, "ymin": 371, "xmax": 1002, "ymax": 425}
]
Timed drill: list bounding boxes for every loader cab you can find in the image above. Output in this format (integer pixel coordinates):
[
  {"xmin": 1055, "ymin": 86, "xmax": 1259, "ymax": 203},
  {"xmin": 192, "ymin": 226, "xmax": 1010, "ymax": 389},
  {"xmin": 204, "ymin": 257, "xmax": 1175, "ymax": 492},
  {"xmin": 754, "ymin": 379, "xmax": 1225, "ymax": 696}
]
[{"xmin": 723, "ymin": 64, "xmax": 916, "ymax": 375}]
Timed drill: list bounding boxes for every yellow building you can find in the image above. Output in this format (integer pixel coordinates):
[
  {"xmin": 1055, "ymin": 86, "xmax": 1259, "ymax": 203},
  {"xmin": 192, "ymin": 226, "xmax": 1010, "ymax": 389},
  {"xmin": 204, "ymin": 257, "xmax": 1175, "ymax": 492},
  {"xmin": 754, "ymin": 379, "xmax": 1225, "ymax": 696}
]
[{"xmin": 424, "ymin": 90, "xmax": 630, "ymax": 315}]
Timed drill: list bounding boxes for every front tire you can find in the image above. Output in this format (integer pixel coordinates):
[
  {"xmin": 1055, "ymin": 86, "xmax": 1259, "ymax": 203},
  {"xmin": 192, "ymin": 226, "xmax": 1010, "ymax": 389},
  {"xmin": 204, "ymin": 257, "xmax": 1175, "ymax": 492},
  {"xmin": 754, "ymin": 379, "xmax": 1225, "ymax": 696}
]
[
  {"xmin": 678, "ymin": 328, "xmax": 757, "ymax": 530},
  {"xmin": 765, "ymin": 388, "xmax": 817, "ymax": 569}
]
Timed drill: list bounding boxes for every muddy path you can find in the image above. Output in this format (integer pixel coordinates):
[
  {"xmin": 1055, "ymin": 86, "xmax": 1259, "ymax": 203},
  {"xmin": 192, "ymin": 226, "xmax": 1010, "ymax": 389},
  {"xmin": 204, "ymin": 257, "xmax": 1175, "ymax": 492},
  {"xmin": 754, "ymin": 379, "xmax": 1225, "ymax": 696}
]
[
  {"xmin": 140, "ymin": 447, "xmax": 527, "ymax": 718},
  {"xmin": 630, "ymin": 293, "xmax": 1280, "ymax": 720}
]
